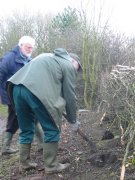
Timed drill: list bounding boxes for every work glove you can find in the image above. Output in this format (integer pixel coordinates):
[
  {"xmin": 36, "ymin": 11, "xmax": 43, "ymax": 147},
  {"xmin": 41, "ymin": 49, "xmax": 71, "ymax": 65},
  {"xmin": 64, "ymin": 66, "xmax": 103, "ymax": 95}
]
[{"xmin": 71, "ymin": 120, "xmax": 80, "ymax": 132}]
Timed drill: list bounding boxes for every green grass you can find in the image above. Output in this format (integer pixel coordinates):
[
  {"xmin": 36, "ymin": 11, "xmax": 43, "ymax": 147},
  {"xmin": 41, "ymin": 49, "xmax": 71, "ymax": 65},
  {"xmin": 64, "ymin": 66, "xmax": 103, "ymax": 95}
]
[{"xmin": 0, "ymin": 104, "xmax": 8, "ymax": 119}]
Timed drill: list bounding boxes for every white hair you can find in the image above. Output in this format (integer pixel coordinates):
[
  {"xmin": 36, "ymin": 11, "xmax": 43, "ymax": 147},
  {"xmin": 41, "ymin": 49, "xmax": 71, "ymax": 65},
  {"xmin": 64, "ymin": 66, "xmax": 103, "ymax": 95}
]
[{"xmin": 18, "ymin": 36, "xmax": 35, "ymax": 47}]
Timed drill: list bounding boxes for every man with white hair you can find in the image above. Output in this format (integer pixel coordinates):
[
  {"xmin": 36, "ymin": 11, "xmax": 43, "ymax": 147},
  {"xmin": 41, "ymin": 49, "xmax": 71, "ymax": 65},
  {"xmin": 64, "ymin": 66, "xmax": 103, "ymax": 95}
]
[{"xmin": 0, "ymin": 36, "xmax": 43, "ymax": 155}]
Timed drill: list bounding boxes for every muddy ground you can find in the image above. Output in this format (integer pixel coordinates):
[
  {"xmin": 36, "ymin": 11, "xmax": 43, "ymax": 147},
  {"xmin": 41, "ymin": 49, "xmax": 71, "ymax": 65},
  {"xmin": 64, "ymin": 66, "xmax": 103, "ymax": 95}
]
[{"xmin": 0, "ymin": 110, "xmax": 135, "ymax": 180}]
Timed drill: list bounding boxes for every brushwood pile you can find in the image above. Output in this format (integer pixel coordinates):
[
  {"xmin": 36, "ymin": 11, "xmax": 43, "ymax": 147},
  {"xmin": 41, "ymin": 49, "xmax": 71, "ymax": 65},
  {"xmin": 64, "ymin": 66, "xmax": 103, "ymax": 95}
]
[{"xmin": 104, "ymin": 65, "xmax": 135, "ymax": 140}]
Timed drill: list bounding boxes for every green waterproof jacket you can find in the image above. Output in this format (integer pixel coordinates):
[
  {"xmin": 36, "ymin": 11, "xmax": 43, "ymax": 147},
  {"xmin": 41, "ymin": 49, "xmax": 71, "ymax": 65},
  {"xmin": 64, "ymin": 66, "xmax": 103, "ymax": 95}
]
[{"xmin": 7, "ymin": 48, "xmax": 78, "ymax": 129}]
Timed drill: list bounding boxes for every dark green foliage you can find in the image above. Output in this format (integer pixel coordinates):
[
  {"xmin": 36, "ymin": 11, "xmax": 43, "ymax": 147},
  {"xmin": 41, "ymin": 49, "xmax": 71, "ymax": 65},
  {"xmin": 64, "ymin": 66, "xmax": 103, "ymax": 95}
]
[{"xmin": 52, "ymin": 6, "xmax": 80, "ymax": 33}]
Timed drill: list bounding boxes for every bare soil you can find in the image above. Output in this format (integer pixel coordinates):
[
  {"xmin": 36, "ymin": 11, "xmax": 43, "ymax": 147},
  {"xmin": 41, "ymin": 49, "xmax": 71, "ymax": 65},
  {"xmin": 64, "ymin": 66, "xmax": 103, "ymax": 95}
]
[{"xmin": 0, "ymin": 110, "xmax": 135, "ymax": 180}]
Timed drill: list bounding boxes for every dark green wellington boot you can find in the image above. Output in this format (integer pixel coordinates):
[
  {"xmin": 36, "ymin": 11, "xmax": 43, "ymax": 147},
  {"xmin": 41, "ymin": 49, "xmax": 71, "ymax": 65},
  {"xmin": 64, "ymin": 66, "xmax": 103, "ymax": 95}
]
[
  {"xmin": 1, "ymin": 132, "xmax": 18, "ymax": 155},
  {"xmin": 19, "ymin": 144, "xmax": 37, "ymax": 170},
  {"xmin": 43, "ymin": 142, "xmax": 70, "ymax": 174}
]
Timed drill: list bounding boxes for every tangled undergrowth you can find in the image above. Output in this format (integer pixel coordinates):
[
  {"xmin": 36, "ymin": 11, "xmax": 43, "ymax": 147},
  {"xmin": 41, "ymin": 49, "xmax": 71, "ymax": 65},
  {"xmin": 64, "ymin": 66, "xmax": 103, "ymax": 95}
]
[{"xmin": 103, "ymin": 65, "xmax": 135, "ymax": 179}]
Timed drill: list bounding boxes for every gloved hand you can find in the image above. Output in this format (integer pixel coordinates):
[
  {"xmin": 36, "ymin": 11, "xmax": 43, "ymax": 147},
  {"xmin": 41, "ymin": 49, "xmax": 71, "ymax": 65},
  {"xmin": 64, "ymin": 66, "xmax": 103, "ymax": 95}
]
[{"xmin": 71, "ymin": 120, "xmax": 80, "ymax": 132}]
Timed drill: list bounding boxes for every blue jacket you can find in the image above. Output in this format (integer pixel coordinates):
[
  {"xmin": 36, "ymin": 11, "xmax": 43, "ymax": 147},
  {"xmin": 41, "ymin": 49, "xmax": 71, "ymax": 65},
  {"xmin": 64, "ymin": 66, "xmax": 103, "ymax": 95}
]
[{"xmin": 0, "ymin": 46, "xmax": 31, "ymax": 104}]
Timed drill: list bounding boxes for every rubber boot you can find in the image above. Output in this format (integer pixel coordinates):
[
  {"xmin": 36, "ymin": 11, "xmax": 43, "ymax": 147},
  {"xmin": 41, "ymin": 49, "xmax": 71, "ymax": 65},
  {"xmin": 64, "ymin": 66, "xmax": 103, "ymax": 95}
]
[
  {"xmin": 35, "ymin": 122, "xmax": 43, "ymax": 151},
  {"xmin": 43, "ymin": 142, "xmax": 70, "ymax": 174},
  {"xmin": 1, "ymin": 132, "xmax": 18, "ymax": 155},
  {"xmin": 19, "ymin": 144, "xmax": 37, "ymax": 170}
]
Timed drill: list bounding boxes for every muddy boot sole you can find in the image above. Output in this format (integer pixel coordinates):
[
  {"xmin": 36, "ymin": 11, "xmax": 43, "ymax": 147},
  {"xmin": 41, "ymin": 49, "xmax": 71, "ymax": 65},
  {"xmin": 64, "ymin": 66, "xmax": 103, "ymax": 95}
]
[
  {"xmin": 45, "ymin": 163, "xmax": 70, "ymax": 174},
  {"xmin": 19, "ymin": 163, "xmax": 37, "ymax": 172}
]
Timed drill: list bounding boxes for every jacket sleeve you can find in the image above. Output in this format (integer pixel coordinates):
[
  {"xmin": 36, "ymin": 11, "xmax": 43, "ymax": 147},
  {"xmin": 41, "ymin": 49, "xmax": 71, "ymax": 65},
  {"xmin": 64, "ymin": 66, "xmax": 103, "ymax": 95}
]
[
  {"xmin": 0, "ymin": 59, "xmax": 9, "ymax": 96},
  {"xmin": 62, "ymin": 66, "xmax": 77, "ymax": 124}
]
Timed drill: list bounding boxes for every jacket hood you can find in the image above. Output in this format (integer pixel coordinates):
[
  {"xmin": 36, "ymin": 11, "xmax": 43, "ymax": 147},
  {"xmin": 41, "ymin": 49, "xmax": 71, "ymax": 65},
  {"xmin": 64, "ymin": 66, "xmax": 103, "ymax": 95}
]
[
  {"xmin": 53, "ymin": 48, "xmax": 72, "ymax": 61},
  {"xmin": 11, "ymin": 45, "xmax": 20, "ymax": 56},
  {"xmin": 53, "ymin": 48, "xmax": 82, "ymax": 71}
]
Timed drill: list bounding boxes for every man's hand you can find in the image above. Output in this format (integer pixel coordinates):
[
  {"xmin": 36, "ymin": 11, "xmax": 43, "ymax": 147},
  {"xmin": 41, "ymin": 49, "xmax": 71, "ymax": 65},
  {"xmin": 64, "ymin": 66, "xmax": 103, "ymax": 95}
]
[{"xmin": 71, "ymin": 120, "xmax": 80, "ymax": 132}]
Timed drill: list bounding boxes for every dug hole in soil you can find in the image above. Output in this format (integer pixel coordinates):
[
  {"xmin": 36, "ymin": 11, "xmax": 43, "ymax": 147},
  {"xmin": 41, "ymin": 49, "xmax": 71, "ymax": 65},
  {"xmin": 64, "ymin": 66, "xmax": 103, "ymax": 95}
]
[{"xmin": 0, "ymin": 110, "xmax": 135, "ymax": 180}]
